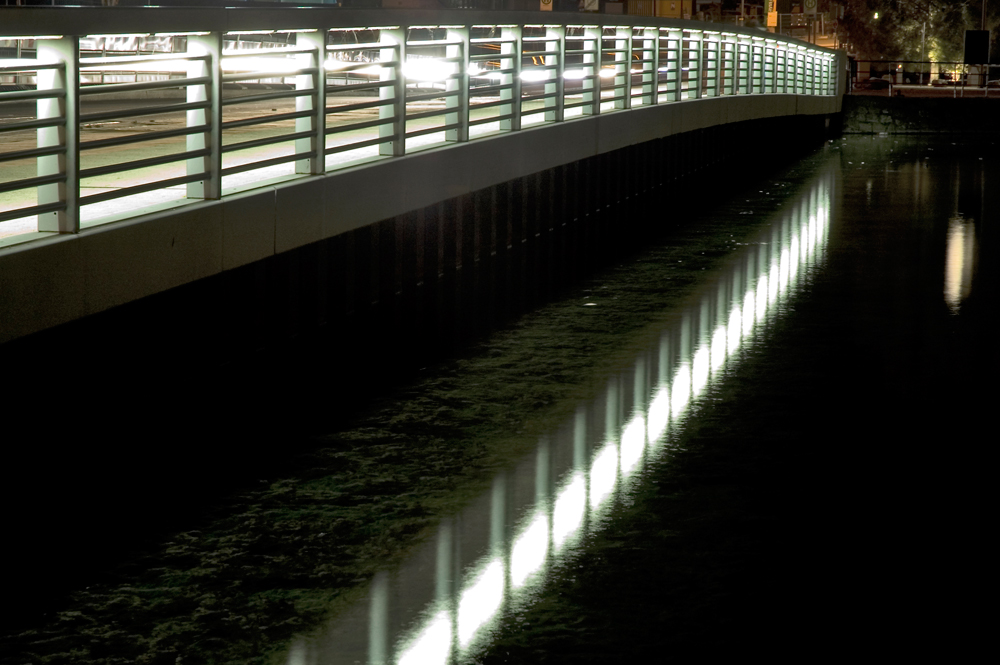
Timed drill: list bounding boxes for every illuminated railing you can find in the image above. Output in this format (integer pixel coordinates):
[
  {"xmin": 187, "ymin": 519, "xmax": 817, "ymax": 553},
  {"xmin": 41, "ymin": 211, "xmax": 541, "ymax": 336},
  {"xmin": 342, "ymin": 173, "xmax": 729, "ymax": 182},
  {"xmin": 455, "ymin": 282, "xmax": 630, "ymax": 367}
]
[
  {"xmin": 0, "ymin": 8, "xmax": 840, "ymax": 244},
  {"xmin": 284, "ymin": 164, "xmax": 835, "ymax": 665}
]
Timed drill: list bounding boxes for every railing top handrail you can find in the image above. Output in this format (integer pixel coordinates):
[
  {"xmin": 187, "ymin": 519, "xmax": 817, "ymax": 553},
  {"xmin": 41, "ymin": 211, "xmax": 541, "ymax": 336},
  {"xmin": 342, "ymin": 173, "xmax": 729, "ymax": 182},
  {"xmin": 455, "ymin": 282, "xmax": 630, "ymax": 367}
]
[{"xmin": 1, "ymin": 7, "xmax": 834, "ymax": 54}]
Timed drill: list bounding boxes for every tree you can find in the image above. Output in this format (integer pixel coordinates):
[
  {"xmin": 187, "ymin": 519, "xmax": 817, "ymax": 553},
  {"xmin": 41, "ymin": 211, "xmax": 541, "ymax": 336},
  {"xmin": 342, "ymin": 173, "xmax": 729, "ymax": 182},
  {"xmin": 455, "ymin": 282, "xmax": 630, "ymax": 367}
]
[{"xmin": 837, "ymin": 0, "xmax": 996, "ymax": 62}]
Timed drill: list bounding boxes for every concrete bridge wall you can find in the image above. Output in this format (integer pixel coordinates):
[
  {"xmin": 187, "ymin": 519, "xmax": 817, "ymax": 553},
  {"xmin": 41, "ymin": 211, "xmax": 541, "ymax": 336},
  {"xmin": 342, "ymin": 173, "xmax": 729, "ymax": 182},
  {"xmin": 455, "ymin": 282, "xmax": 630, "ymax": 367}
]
[{"xmin": 1, "ymin": 93, "xmax": 839, "ymax": 348}]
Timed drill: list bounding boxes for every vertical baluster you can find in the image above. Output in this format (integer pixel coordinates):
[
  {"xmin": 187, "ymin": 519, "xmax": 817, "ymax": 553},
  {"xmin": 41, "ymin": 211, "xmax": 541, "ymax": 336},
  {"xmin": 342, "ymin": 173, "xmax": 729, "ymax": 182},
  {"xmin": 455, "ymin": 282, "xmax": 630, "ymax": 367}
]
[
  {"xmin": 641, "ymin": 27, "xmax": 659, "ymax": 106},
  {"xmin": 379, "ymin": 28, "xmax": 405, "ymax": 157},
  {"xmin": 582, "ymin": 25, "xmax": 601, "ymax": 115},
  {"xmin": 614, "ymin": 26, "xmax": 631, "ymax": 110},
  {"xmin": 545, "ymin": 25, "xmax": 565, "ymax": 122},
  {"xmin": 666, "ymin": 28, "xmax": 682, "ymax": 102},
  {"xmin": 446, "ymin": 26, "xmax": 470, "ymax": 142},
  {"xmin": 500, "ymin": 25, "xmax": 522, "ymax": 131},
  {"xmin": 36, "ymin": 36, "xmax": 78, "ymax": 233},
  {"xmin": 186, "ymin": 33, "xmax": 221, "ymax": 200},
  {"xmin": 295, "ymin": 29, "xmax": 327, "ymax": 175}
]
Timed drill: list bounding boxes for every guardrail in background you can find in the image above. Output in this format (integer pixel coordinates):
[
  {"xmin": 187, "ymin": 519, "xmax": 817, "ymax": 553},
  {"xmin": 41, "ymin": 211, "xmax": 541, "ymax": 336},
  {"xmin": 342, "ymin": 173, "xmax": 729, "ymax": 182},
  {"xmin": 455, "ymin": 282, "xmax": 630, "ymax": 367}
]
[
  {"xmin": 0, "ymin": 9, "xmax": 838, "ymax": 246},
  {"xmin": 849, "ymin": 59, "xmax": 1000, "ymax": 96}
]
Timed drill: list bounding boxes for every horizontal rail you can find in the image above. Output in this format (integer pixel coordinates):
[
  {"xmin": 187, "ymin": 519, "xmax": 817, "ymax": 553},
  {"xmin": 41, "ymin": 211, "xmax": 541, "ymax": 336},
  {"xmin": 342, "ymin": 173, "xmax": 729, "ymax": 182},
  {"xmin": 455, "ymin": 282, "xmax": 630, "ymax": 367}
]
[
  {"xmin": 80, "ymin": 100, "xmax": 210, "ymax": 124},
  {"xmin": 80, "ymin": 172, "xmax": 207, "ymax": 206},
  {"xmin": 0, "ymin": 89, "xmax": 66, "ymax": 102},
  {"xmin": 325, "ymin": 115, "xmax": 395, "ymax": 136},
  {"xmin": 220, "ymin": 151, "xmax": 313, "ymax": 177},
  {"xmin": 325, "ymin": 134, "xmax": 392, "ymax": 155},
  {"xmin": 79, "ymin": 149, "xmax": 211, "ymax": 180},
  {"xmin": 0, "ymin": 173, "xmax": 65, "ymax": 195},
  {"xmin": 0, "ymin": 202, "xmax": 66, "ymax": 224},
  {"xmin": 80, "ymin": 124, "xmax": 211, "ymax": 151},
  {"xmin": 79, "ymin": 76, "xmax": 211, "ymax": 96}
]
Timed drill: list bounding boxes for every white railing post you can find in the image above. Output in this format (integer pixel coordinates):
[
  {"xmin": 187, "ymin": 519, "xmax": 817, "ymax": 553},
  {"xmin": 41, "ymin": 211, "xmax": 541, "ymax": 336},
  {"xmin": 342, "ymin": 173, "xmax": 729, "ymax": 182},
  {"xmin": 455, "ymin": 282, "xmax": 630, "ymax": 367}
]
[
  {"xmin": 296, "ymin": 29, "xmax": 327, "ymax": 175},
  {"xmin": 614, "ymin": 26, "xmax": 631, "ymax": 110},
  {"xmin": 666, "ymin": 28, "xmax": 682, "ymax": 101},
  {"xmin": 446, "ymin": 26, "xmax": 470, "ymax": 142},
  {"xmin": 545, "ymin": 25, "xmax": 565, "ymax": 122},
  {"xmin": 379, "ymin": 28, "xmax": 406, "ymax": 157},
  {"xmin": 724, "ymin": 33, "xmax": 738, "ymax": 96},
  {"xmin": 738, "ymin": 35, "xmax": 751, "ymax": 94},
  {"xmin": 582, "ymin": 25, "xmax": 601, "ymax": 115},
  {"xmin": 689, "ymin": 30, "xmax": 703, "ymax": 99},
  {"xmin": 641, "ymin": 27, "xmax": 659, "ymax": 106},
  {"xmin": 186, "ymin": 33, "xmax": 222, "ymax": 200},
  {"xmin": 706, "ymin": 35, "xmax": 721, "ymax": 97},
  {"xmin": 500, "ymin": 25, "xmax": 522, "ymax": 131},
  {"xmin": 36, "ymin": 36, "xmax": 78, "ymax": 234}
]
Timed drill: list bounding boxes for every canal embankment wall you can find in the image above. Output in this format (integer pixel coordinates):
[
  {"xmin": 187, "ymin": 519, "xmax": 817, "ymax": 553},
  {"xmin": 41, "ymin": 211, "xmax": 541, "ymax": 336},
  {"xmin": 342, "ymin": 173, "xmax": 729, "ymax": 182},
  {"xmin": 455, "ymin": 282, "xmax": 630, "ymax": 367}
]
[{"xmin": 842, "ymin": 95, "xmax": 1000, "ymax": 134}]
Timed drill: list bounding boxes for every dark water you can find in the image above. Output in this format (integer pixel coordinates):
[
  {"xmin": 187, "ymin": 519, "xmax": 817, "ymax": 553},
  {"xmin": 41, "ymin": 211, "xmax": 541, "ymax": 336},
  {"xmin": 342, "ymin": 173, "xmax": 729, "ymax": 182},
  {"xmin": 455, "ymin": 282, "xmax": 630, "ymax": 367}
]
[
  {"xmin": 278, "ymin": 135, "xmax": 994, "ymax": 664},
  {"xmin": 2, "ymin": 135, "xmax": 992, "ymax": 663}
]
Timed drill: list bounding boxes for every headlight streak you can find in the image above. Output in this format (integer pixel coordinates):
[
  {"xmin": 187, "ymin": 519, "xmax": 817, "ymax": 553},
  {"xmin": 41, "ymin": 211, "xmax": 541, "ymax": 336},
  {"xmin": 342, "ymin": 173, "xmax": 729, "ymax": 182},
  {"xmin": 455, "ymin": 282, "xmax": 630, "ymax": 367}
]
[{"xmin": 298, "ymin": 173, "xmax": 835, "ymax": 665}]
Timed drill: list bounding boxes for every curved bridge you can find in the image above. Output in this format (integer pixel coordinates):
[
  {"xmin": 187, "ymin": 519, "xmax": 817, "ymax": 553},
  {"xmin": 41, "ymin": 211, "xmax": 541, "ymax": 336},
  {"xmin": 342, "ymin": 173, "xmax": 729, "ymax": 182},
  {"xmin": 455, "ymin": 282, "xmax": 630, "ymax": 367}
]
[{"xmin": 0, "ymin": 8, "xmax": 843, "ymax": 344}]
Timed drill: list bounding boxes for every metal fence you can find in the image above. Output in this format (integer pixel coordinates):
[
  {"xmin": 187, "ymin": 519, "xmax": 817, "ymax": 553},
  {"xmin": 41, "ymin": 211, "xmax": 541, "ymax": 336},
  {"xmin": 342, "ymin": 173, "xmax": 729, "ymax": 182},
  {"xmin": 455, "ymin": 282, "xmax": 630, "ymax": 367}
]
[{"xmin": 0, "ymin": 8, "xmax": 839, "ymax": 244}]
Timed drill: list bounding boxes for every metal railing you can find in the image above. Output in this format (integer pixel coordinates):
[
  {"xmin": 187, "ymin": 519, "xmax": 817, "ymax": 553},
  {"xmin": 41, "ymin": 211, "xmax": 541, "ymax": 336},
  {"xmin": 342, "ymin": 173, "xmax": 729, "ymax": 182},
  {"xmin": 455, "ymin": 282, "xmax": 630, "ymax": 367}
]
[
  {"xmin": 849, "ymin": 59, "xmax": 1000, "ymax": 96},
  {"xmin": 0, "ymin": 8, "xmax": 839, "ymax": 244}
]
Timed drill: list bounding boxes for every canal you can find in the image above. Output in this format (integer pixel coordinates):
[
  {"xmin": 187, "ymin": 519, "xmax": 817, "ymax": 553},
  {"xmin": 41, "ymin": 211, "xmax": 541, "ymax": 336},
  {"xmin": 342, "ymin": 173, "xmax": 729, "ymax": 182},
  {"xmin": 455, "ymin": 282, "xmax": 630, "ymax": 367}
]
[{"xmin": 1, "ymin": 134, "xmax": 992, "ymax": 664}]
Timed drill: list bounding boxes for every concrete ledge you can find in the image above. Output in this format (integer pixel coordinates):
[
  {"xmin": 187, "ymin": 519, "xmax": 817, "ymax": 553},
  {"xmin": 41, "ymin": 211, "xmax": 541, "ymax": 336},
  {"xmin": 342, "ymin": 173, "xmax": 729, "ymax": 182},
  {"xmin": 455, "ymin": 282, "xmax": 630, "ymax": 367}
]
[{"xmin": 0, "ymin": 94, "xmax": 838, "ymax": 344}]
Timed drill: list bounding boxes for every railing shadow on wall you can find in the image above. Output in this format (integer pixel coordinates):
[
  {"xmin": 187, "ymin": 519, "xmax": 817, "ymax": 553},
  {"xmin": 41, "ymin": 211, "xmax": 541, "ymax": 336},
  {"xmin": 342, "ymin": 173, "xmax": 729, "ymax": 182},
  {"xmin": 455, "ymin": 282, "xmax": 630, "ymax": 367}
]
[{"xmin": 0, "ymin": 7, "xmax": 840, "ymax": 248}]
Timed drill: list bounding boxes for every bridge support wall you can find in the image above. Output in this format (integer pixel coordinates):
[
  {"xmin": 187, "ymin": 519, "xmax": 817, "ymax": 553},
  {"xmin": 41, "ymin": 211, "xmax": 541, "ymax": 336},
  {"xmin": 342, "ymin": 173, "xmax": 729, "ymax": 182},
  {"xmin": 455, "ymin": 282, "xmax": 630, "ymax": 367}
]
[{"xmin": 1, "ymin": 94, "xmax": 838, "ymax": 348}]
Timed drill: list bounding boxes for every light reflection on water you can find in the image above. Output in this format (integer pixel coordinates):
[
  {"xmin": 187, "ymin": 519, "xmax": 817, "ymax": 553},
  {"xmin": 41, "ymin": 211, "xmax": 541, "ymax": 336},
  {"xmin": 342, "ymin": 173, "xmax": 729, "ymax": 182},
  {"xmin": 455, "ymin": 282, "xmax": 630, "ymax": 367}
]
[
  {"xmin": 944, "ymin": 215, "xmax": 976, "ymax": 314},
  {"xmin": 284, "ymin": 169, "xmax": 834, "ymax": 665}
]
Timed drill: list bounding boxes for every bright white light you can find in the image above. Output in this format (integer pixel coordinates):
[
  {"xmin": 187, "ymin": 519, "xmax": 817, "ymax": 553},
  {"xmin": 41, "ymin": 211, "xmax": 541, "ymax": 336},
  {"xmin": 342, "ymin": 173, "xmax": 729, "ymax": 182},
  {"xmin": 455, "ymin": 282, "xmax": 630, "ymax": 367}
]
[
  {"xmin": 563, "ymin": 68, "xmax": 587, "ymax": 80},
  {"xmin": 742, "ymin": 289, "xmax": 755, "ymax": 338},
  {"xmin": 620, "ymin": 415, "xmax": 646, "ymax": 477},
  {"xmin": 598, "ymin": 68, "xmax": 616, "ymax": 79},
  {"xmin": 768, "ymin": 259, "xmax": 780, "ymax": 306},
  {"xmin": 520, "ymin": 69, "xmax": 549, "ymax": 82},
  {"xmin": 552, "ymin": 472, "xmax": 586, "ymax": 551},
  {"xmin": 589, "ymin": 442, "xmax": 618, "ymax": 511},
  {"xmin": 510, "ymin": 512, "xmax": 549, "ymax": 589},
  {"xmin": 396, "ymin": 610, "xmax": 452, "ymax": 665},
  {"xmin": 756, "ymin": 274, "xmax": 768, "ymax": 322},
  {"xmin": 221, "ymin": 55, "xmax": 302, "ymax": 74},
  {"xmin": 456, "ymin": 558, "xmax": 504, "ymax": 648},
  {"xmin": 403, "ymin": 59, "xmax": 456, "ymax": 83},
  {"xmin": 647, "ymin": 386, "xmax": 669, "ymax": 445},
  {"xmin": 691, "ymin": 345, "xmax": 710, "ymax": 398},
  {"xmin": 670, "ymin": 363, "xmax": 691, "ymax": 419},
  {"xmin": 779, "ymin": 246, "xmax": 790, "ymax": 295},
  {"xmin": 326, "ymin": 59, "xmax": 384, "ymax": 76},
  {"xmin": 727, "ymin": 304, "xmax": 742, "ymax": 355},
  {"xmin": 710, "ymin": 324, "xmax": 727, "ymax": 374}
]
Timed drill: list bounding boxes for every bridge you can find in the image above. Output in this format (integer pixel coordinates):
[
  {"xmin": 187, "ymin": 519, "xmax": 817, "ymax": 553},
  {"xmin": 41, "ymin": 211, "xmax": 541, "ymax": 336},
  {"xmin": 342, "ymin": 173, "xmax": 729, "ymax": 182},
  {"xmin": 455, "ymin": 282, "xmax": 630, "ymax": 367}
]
[{"xmin": 0, "ymin": 7, "xmax": 843, "ymax": 349}]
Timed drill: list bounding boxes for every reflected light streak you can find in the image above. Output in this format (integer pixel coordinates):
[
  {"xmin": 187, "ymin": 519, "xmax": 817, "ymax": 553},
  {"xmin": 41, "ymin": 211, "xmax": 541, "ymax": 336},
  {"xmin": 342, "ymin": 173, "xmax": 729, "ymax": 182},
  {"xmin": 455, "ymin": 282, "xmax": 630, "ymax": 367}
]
[
  {"xmin": 552, "ymin": 473, "xmax": 586, "ymax": 551},
  {"xmin": 619, "ymin": 416, "xmax": 646, "ymax": 477},
  {"xmin": 589, "ymin": 442, "xmax": 618, "ymax": 511},
  {"xmin": 396, "ymin": 610, "xmax": 451, "ymax": 665},
  {"xmin": 456, "ymin": 558, "xmax": 504, "ymax": 648},
  {"xmin": 670, "ymin": 363, "xmax": 691, "ymax": 419},
  {"xmin": 691, "ymin": 345, "xmax": 710, "ymax": 399},
  {"xmin": 727, "ymin": 305, "xmax": 742, "ymax": 355},
  {"xmin": 742, "ymin": 289, "xmax": 755, "ymax": 338},
  {"xmin": 944, "ymin": 216, "xmax": 976, "ymax": 314},
  {"xmin": 710, "ymin": 324, "xmax": 727, "ymax": 374},
  {"xmin": 755, "ymin": 275, "xmax": 768, "ymax": 322},
  {"xmin": 510, "ymin": 513, "xmax": 549, "ymax": 589},
  {"xmin": 647, "ymin": 386, "xmax": 670, "ymax": 444}
]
